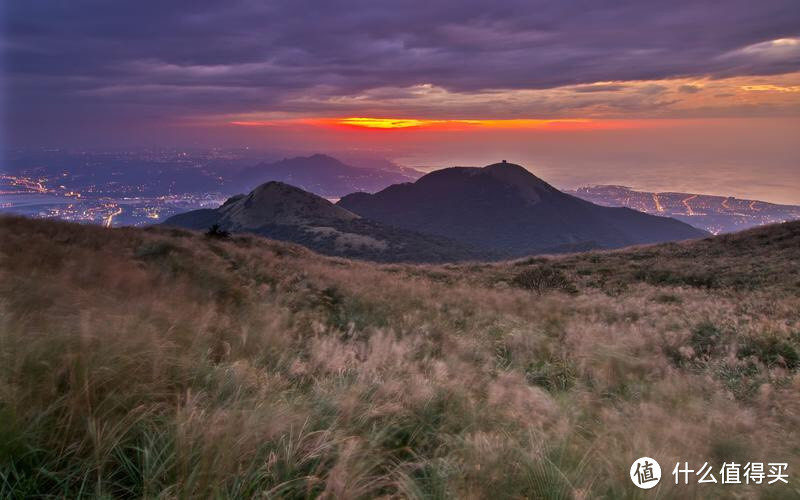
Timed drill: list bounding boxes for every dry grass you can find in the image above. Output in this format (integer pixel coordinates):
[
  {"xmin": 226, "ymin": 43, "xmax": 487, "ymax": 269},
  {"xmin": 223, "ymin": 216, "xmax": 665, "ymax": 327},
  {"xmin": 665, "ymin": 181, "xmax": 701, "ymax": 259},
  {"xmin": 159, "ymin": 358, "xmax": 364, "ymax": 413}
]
[{"xmin": 1, "ymin": 215, "xmax": 799, "ymax": 498}]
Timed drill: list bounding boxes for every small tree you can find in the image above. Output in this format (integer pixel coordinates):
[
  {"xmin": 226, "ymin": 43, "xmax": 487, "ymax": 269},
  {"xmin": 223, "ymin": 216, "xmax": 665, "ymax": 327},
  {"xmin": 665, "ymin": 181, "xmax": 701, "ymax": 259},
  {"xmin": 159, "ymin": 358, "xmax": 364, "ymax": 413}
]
[{"xmin": 206, "ymin": 223, "xmax": 230, "ymax": 239}]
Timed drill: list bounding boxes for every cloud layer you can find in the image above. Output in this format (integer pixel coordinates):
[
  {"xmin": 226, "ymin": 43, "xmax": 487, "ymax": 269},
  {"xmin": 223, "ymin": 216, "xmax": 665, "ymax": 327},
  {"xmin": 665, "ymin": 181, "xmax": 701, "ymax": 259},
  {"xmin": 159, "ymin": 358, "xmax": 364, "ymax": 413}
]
[{"xmin": 4, "ymin": 0, "xmax": 800, "ymax": 143}]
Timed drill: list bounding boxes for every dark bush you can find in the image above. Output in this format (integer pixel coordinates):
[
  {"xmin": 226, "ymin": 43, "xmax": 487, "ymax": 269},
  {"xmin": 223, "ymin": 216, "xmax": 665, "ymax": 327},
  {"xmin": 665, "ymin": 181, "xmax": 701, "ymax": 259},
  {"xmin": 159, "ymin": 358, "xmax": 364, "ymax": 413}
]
[
  {"xmin": 525, "ymin": 359, "xmax": 576, "ymax": 392},
  {"xmin": 690, "ymin": 322, "xmax": 723, "ymax": 359},
  {"xmin": 206, "ymin": 224, "xmax": 230, "ymax": 239},
  {"xmin": 737, "ymin": 336, "xmax": 799, "ymax": 370},
  {"xmin": 513, "ymin": 256, "xmax": 549, "ymax": 267},
  {"xmin": 512, "ymin": 266, "xmax": 577, "ymax": 295},
  {"xmin": 633, "ymin": 268, "xmax": 717, "ymax": 288},
  {"xmin": 653, "ymin": 293, "xmax": 682, "ymax": 304}
]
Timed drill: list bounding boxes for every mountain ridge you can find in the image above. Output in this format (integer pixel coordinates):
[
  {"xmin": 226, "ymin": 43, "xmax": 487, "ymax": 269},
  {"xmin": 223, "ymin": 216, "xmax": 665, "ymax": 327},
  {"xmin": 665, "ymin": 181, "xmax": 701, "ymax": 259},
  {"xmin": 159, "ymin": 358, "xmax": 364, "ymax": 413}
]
[
  {"xmin": 234, "ymin": 154, "xmax": 419, "ymax": 197},
  {"xmin": 338, "ymin": 161, "xmax": 707, "ymax": 257},
  {"xmin": 163, "ymin": 181, "xmax": 488, "ymax": 262},
  {"xmin": 166, "ymin": 161, "xmax": 708, "ymax": 262}
]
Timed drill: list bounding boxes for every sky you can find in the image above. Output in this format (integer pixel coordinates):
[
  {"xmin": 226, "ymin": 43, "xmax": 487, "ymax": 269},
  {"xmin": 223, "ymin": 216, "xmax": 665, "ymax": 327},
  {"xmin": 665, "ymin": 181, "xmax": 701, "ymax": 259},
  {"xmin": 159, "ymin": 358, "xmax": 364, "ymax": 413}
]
[{"xmin": 3, "ymin": 0, "xmax": 800, "ymax": 202}]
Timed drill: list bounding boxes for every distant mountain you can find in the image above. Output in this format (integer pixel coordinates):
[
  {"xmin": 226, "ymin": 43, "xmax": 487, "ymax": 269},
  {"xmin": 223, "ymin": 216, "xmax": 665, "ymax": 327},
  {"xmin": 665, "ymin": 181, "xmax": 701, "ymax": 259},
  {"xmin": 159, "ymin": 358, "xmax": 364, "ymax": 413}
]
[
  {"xmin": 234, "ymin": 154, "xmax": 421, "ymax": 198},
  {"xmin": 163, "ymin": 181, "xmax": 486, "ymax": 262},
  {"xmin": 338, "ymin": 161, "xmax": 708, "ymax": 257},
  {"xmin": 568, "ymin": 185, "xmax": 800, "ymax": 234},
  {"xmin": 328, "ymin": 153, "xmax": 424, "ymax": 179}
]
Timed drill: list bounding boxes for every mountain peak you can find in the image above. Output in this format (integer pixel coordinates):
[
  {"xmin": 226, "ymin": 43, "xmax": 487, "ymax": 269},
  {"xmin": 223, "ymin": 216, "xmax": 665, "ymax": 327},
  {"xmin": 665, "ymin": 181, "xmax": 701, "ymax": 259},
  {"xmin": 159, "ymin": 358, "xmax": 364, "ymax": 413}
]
[
  {"xmin": 274, "ymin": 154, "xmax": 345, "ymax": 167},
  {"xmin": 163, "ymin": 180, "xmax": 488, "ymax": 263},
  {"xmin": 305, "ymin": 153, "xmax": 341, "ymax": 163},
  {"xmin": 484, "ymin": 160, "xmax": 523, "ymax": 170},
  {"xmin": 482, "ymin": 160, "xmax": 539, "ymax": 179},
  {"xmin": 338, "ymin": 162, "xmax": 707, "ymax": 257},
  {"xmin": 250, "ymin": 180, "xmax": 305, "ymax": 195},
  {"xmin": 215, "ymin": 181, "xmax": 358, "ymax": 228},
  {"xmin": 479, "ymin": 160, "xmax": 556, "ymax": 202},
  {"xmin": 234, "ymin": 154, "xmax": 419, "ymax": 197}
]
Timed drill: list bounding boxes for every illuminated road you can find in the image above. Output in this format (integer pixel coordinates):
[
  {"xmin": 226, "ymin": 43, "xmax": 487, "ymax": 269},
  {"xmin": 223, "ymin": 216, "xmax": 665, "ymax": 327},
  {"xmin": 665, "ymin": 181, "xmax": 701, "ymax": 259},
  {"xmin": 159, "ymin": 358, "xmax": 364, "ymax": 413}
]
[
  {"xmin": 1, "ymin": 174, "xmax": 50, "ymax": 194},
  {"xmin": 682, "ymin": 194, "xmax": 698, "ymax": 215},
  {"xmin": 652, "ymin": 193, "xmax": 664, "ymax": 212},
  {"xmin": 104, "ymin": 207, "xmax": 122, "ymax": 228},
  {"xmin": 571, "ymin": 185, "xmax": 800, "ymax": 234}
]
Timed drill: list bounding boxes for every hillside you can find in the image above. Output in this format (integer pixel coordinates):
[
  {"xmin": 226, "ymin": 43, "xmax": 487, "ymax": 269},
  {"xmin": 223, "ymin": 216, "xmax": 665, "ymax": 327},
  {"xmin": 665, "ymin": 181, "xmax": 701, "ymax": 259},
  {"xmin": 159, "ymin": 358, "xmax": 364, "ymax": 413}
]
[
  {"xmin": 235, "ymin": 154, "xmax": 419, "ymax": 197},
  {"xmin": 339, "ymin": 161, "xmax": 708, "ymax": 257},
  {"xmin": 163, "ymin": 181, "xmax": 487, "ymax": 262},
  {"xmin": 1, "ymin": 215, "xmax": 798, "ymax": 498}
]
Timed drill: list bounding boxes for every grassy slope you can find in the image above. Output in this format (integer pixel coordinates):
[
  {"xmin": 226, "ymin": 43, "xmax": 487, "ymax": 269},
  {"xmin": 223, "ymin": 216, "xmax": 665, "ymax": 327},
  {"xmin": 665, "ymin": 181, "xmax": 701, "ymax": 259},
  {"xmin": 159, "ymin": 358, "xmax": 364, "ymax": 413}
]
[{"xmin": 1, "ymin": 215, "xmax": 799, "ymax": 498}]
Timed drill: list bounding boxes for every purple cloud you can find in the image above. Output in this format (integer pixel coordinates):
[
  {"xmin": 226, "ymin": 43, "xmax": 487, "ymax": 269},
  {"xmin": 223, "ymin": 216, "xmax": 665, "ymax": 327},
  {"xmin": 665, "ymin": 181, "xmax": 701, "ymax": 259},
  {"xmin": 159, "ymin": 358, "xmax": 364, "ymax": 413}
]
[{"xmin": 4, "ymin": 0, "xmax": 800, "ymax": 144}]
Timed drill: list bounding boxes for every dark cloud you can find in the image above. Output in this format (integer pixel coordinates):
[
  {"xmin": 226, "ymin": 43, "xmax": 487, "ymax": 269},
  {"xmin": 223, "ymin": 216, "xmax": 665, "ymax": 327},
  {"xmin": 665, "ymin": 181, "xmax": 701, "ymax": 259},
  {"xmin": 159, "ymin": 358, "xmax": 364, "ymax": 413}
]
[
  {"xmin": 678, "ymin": 84, "xmax": 702, "ymax": 93},
  {"xmin": 637, "ymin": 84, "xmax": 669, "ymax": 95},
  {"xmin": 3, "ymin": 0, "xmax": 800, "ymax": 144},
  {"xmin": 571, "ymin": 84, "xmax": 629, "ymax": 93}
]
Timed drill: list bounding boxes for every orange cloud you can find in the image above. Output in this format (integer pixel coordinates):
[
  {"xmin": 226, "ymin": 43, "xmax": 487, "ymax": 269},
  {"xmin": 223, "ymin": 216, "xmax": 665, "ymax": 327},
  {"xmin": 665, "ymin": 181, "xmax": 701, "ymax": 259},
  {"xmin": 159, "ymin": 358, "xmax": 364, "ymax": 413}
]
[{"xmin": 740, "ymin": 84, "xmax": 800, "ymax": 92}]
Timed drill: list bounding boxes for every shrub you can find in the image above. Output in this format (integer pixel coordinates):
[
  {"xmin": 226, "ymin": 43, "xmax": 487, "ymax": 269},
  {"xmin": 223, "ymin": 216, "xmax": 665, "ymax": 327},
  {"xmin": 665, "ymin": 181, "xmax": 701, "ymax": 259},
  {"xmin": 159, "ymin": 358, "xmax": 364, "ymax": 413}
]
[
  {"xmin": 512, "ymin": 266, "xmax": 577, "ymax": 295},
  {"xmin": 525, "ymin": 359, "xmax": 576, "ymax": 392},
  {"xmin": 690, "ymin": 321, "xmax": 724, "ymax": 359},
  {"xmin": 737, "ymin": 336, "xmax": 799, "ymax": 370},
  {"xmin": 714, "ymin": 362, "xmax": 762, "ymax": 400},
  {"xmin": 513, "ymin": 256, "xmax": 549, "ymax": 267},
  {"xmin": 633, "ymin": 268, "xmax": 717, "ymax": 288},
  {"xmin": 653, "ymin": 293, "xmax": 682, "ymax": 304},
  {"xmin": 206, "ymin": 223, "xmax": 230, "ymax": 239}
]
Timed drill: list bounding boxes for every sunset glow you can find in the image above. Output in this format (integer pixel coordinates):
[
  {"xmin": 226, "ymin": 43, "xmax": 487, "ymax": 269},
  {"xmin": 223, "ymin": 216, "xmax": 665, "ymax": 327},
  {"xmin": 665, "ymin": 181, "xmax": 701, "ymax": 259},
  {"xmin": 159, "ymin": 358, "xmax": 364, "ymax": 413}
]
[
  {"xmin": 331, "ymin": 117, "xmax": 597, "ymax": 130},
  {"xmin": 334, "ymin": 117, "xmax": 440, "ymax": 129},
  {"xmin": 229, "ymin": 117, "xmax": 617, "ymax": 131}
]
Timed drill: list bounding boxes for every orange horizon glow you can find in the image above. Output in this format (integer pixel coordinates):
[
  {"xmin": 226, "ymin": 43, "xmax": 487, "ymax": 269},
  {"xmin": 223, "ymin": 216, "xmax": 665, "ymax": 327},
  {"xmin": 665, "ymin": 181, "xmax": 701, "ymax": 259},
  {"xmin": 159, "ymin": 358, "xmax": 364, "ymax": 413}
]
[
  {"xmin": 335, "ymin": 117, "xmax": 439, "ymax": 128},
  {"xmin": 332, "ymin": 117, "xmax": 596, "ymax": 130},
  {"xmin": 228, "ymin": 117, "xmax": 643, "ymax": 131}
]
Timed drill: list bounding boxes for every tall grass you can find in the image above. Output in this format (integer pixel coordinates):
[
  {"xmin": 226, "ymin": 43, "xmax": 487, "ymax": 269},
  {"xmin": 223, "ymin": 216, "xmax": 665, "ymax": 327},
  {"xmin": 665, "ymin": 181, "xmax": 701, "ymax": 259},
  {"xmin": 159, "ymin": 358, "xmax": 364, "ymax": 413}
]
[{"xmin": 1, "ymin": 216, "xmax": 799, "ymax": 498}]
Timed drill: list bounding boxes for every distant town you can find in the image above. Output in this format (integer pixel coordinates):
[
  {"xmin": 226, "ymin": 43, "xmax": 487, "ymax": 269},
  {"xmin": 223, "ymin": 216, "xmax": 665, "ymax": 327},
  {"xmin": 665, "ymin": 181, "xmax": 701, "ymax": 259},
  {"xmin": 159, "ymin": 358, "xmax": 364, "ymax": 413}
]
[
  {"xmin": 2, "ymin": 149, "xmax": 799, "ymax": 234},
  {"xmin": 1, "ymin": 171, "xmax": 226, "ymax": 227},
  {"xmin": 0, "ymin": 149, "xmax": 251, "ymax": 227},
  {"xmin": 569, "ymin": 185, "xmax": 800, "ymax": 234}
]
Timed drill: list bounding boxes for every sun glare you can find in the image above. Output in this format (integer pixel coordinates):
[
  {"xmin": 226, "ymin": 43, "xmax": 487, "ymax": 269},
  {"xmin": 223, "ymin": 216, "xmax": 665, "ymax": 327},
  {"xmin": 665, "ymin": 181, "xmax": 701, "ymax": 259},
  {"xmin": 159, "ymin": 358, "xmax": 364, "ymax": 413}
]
[
  {"xmin": 324, "ymin": 117, "xmax": 598, "ymax": 130},
  {"xmin": 227, "ymin": 116, "xmax": 638, "ymax": 131},
  {"xmin": 335, "ymin": 117, "xmax": 440, "ymax": 128}
]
